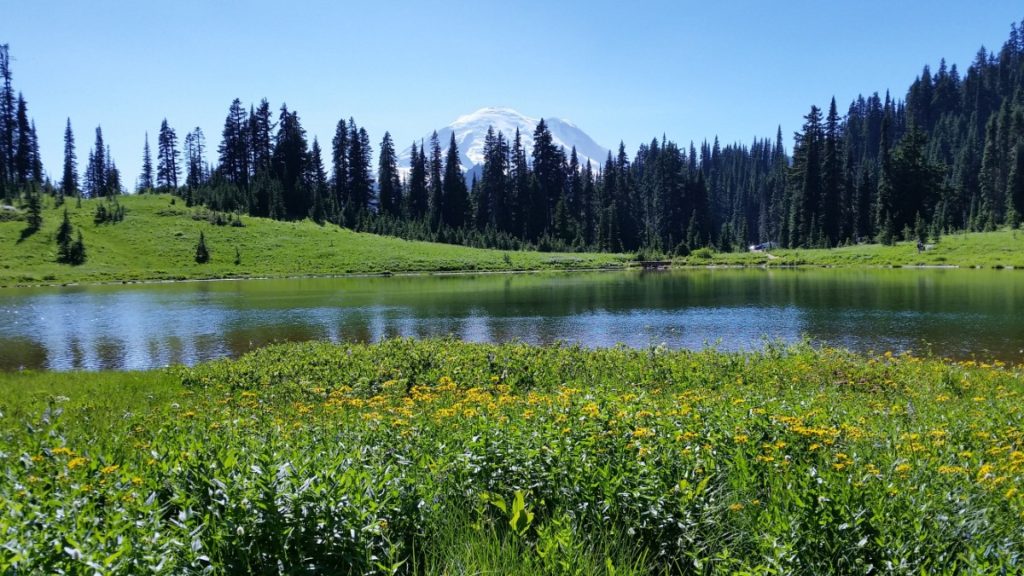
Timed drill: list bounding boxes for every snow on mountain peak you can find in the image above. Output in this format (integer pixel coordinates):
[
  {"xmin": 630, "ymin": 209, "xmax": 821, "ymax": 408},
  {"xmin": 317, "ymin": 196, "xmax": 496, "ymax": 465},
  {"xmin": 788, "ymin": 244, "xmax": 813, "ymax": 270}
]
[{"xmin": 398, "ymin": 108, "xmax": 609, "ymax": 177}]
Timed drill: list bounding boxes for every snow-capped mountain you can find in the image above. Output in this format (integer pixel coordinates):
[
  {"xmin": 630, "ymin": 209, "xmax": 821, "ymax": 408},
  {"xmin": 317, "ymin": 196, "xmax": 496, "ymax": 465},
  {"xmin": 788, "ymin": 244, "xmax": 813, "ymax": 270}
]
[{"xmin": 397, "ymin": 107, "xmax": 609, "ymax": 178}]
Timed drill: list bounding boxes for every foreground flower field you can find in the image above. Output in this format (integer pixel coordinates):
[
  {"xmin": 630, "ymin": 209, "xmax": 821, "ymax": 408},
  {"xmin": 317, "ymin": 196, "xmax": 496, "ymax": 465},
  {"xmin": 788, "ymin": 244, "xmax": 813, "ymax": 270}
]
[{"xmin": 1, "ymin": 340, "xmax": 1022, "ymax": 574}]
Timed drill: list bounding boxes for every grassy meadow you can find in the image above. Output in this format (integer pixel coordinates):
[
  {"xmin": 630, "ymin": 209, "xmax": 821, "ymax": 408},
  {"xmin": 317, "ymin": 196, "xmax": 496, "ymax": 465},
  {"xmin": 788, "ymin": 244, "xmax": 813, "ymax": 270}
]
[
  {"xmin": 0, "ymin": 194, "xmax": 627, "ymax": 286},
  {"xmin": 2, "ymin": 339, "xmax": 1022, "ymax": 574},
  {"xmin": 3, "ymin": 194, "xmax": 1024, "ymax": 287},
  {"xmin": 674, "ymin": 228, "xmax": 1024, "ymax": 269}
]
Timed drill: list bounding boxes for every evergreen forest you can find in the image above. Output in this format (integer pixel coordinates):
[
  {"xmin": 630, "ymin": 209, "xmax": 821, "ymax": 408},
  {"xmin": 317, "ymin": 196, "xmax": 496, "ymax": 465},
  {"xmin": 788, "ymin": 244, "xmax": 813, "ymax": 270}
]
[{"xmin": 2, "ymin": 18, "xmax": 1024, "ymax": 254}]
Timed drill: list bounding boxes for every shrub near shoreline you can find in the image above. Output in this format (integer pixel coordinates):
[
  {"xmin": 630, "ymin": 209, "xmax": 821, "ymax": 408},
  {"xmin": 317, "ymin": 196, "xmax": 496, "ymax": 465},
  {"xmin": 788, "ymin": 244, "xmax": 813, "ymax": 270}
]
[{"xmin": 2, "ymin": 340, "xmax": 1023, "ymax": 574}]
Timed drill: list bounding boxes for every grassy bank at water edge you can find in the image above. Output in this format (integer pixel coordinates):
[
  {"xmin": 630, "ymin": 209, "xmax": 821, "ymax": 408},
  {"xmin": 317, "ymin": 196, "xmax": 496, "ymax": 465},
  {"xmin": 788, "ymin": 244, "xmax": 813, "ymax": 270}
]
[
  {"xmin": 0, "ymin": 194, "xmax": 627, "ymax": 285},
  {"xmin": 2, "ymin": 340, "xmax": 1023, "ymax": 574},
  {"xmin": 672, "ymin": 228, "xmax": 1024, "ymax": 268},
  {"xmin": 4, "ymin": 194, "xmax": 1024, "ymax": 286}
]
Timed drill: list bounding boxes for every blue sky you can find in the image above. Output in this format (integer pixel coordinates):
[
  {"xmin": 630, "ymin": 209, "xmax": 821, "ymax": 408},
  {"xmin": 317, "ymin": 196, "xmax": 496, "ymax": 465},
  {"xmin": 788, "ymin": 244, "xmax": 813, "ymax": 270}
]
[{"xmin": 4, "ymin": 1, "xmax": 1023, "ymax": 185}]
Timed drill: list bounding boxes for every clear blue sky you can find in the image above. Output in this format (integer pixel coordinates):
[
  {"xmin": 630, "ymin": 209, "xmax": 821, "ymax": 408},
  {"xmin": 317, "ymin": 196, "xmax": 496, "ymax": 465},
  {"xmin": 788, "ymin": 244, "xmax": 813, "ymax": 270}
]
[{"xmin": 5, "ymin": 1, "xmax": 1022, "ymax": 186}]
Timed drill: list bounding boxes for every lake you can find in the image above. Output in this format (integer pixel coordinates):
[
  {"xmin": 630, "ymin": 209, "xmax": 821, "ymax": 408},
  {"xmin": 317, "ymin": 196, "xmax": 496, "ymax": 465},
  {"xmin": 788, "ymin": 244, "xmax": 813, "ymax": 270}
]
[{"xmin": 1, "ymin": 268, "xmax": 1022, "ymax": 371}]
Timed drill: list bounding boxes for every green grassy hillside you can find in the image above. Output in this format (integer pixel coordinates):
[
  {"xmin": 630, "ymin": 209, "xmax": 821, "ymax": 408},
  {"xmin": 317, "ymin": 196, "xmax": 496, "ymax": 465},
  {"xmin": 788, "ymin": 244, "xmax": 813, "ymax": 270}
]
[
  {"xmin": 3, "ymin": 194, "xmax": 1022, "ymax": 286},
  {"xmin": 677, "ymin": 229, "xmax": 1024, "ymax": 268},
  {"xmin": 0, "ymin": 194, "xmax": 627, "ymax": 285}
]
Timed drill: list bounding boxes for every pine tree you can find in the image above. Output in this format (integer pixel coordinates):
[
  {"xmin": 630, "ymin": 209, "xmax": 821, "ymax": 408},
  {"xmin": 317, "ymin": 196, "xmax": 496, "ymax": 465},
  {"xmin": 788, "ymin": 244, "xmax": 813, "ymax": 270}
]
[
  {"xmin": 345, "ymin": 121, "xmax": 374, "ymax": 219},
  {"xmin": 195, "ymin": 231, "xmax": 210, "ymax": 263},
  {"xmin": 1007, "ymin": 142, "xmax": 1024, "ymax": 228},
  {"xmin": 56, "ymin": 209, "xmax": 73, "ymax": 262},
  {"xmin": 249, "ymin": 100, "xmax": 274, "ymax": 177},
  {"xmin": 875, "ymin": 108, "xmax": 896, "ymax": 243},
  {"xmin": 21, "ymin": 185, "xmax": 41, "ymax": 237},
  {"xmin": 139, "ymin": 132, "xmax": 154, "ymax": 193},
  {"xmin": 477, "ymin": 127, "xmax": 512, "ymax": 231},
  {"xmin": 61, "ymin": 118, "xmax": 78, "ymax": 199},
  {"xmin": 84, "ymin": 126, "xmax": 107, "ymax": 198},
  {"xmin": 822, "ymin": 98, "xmax": 844, "ymax": 246},
  {"xmin": 218, "ymin": 98, "xmax": 250, "ymax": 189},
  {"xmin": 307, "ymin": 137, "xmax": 330, "ymax": 223},
  {"xmin": 272, "ymin": 105, "xmax": 310, "ymax": 220},
  {"xmin": 377, "ymin": 131, "xmax": 402, "ymax": 216},
  {"xmin": 184, "ymin": 127, "xmax": 206, "ymax": 191},
  {"xmin": 530, "ymin": 119, "xmax": 566, "ymax": 239},
  {"xmin": 331, "ymin": 118, "xmax": 350, "ymax": 219},
  {"xmin": 475, "ymin": 127, "xmax": 498, "ymax": 229},
  {"xmin": 428, "ymin": 131, "xmax": 444, "ymax": 228},
  {"xmin": 0, "ymin": 44, "xmax": 13, "ymax": 200},
  {"xmin": 13, "ymin": 93, "xmax": 31, "ymax": 184},
  {"xmin": 581, "ymin": 158, "xmax": 596, "ymax": 245},
  {"xmin": 788, "ymin": 106, "xmax": 824, "ymax": 247},
  {"xmin": 614, "ymin": 142, "xmax": 638, "ymax": 250},
  {"xmin": 28, "ymin": 120, "xmax": 41, "ymax": 184},
  {"xmin": 69, "ymin": 229, "xmax": 86, "ymax": 265},
  {"xmin": 407, "ymin": 141, "xmax": 429, "ymax": 220},
  {"xmin": 442, "ymin": 132, "xmax": 468, "ymax": 228},
  {"xmin": 157, "ymin": 119, "xmax": 179, "ymax": 191},
  {"xmin": 509, "ymin": 129, "xmax": 530, "ymax": 237},
  {"xmin": 105, "ymin": 148, "xmax": 122, "ymax": 196}
]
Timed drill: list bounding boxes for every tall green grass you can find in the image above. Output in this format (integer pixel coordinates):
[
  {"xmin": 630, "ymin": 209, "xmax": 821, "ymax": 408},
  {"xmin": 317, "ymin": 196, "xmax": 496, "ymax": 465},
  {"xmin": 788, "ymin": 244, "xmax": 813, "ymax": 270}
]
[{"xmin": 2, "ymin": 340, "xmax": 1022, "ymax": 573}]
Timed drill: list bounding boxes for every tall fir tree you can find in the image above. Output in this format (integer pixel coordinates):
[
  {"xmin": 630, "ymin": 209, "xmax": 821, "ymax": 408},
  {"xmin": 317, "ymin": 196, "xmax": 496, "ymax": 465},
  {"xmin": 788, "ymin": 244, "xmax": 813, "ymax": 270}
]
[
  {"xmin": 1007, "ymin": 142, "xmax": 1024, "ymax": 228},
  {"xmin": 377, "ymin": 131, "xmax": 402, "ymax": 217},
  {"xmin": 346, "ymin": 122, "xmax": 374, "ymax": 218},
  {"xmin": 29, "ymin": 120, "xmax": 42, "ymax": 184},
  {"xmin": 0, "ymin": 44, "xmax": 13, "ymax": 199},
  {"xmin": 428, "ymin": 131, "xmax": 444, "ymax": 228},
  {"xmin": 330, "ymin": 118, "xmax": 351, "ymax": 220},
  {"xmin": 271, "ymin": 105, "xmax": 310, "ymax": 220},
  {"xmin": 218, "ymin": 98, "xmax": 251, "ymax": 189},
  {"xmin": 875, "ymin": 105, "xmax": 896, "ymax": 243},
  {"xmin": 84, "ymin": 126, "xmax": 107, "ymax": 198},
  {"xmin": 788, "ymin": 106, "xmax": 824, "ymax": 247},
  {"xmin": 407, "ymin": 141, "xmax": 429, "ymax": 220},
  {"xmin": 822, "ymin": 98, "xmax": 845, "ymax": 246},
  {"xmin": 157, "ymin": 119, "xmax": 180, "ymax": 191},
  {"xmin": 184, "ymin": 127, "xmax": 206, "ymax": 192},
  {"xmin": 509, "ymin": 128, "xmax": 530, "ymax": 237},
  {"xmin": 61, "ymin": 118, "xmax": 78, "ymax": 199},
  {"xmin": 442, "ymin": 132, "xmax": 468, "ymax": 229},
  {"xmin": 56, "ymin": 208, "xmax": 73, "ymax": 262},
  {"xmin": 249, "ymin": 99, "xmax": 274, "ymax": 176},
  {"xmin": 104, "ymin": 145, "xmax": 122, "ymax": 196},
  {"xmin": 13, "ymin": 93, "xmax": 32, "ymax": 184},
  {"xmin": 307, "ymin": 137, "xmax": 330, "ymax": 223},
  {"xmin": 138, "ymin": 132, "xmax": 154, "ymax": 193}
]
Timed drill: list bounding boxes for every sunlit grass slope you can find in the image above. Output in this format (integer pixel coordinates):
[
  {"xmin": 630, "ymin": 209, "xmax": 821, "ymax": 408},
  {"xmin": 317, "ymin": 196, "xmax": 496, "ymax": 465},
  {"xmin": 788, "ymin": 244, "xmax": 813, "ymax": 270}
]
[
  {"xmin": 0, "ymin": 194, "xmax": 627, "ymax": 285},
  {"xmin": 676, "ymin": 228, "xmax": 1024, "ymax": 268}
]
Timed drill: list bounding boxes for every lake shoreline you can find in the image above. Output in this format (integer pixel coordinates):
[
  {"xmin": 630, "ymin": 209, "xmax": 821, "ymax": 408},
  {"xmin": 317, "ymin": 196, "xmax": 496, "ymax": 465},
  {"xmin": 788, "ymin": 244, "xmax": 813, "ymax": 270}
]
[{"xmin": 4, "ymin": 260, "xmax": 1021, "ymax": 290}]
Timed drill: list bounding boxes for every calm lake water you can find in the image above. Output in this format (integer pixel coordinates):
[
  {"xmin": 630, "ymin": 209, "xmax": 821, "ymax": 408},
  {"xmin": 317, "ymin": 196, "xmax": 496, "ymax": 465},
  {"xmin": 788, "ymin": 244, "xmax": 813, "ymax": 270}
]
[{"xmin": 1, "ymin": 269, "xmax": 1023, "ymax": 371}]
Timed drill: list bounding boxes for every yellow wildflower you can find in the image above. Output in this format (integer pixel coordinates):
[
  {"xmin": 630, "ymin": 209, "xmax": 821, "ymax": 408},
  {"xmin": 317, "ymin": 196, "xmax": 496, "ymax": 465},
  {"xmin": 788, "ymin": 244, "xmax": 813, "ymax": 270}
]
[{"xmin": 632, "ymin": 427, "xmax": 655, "ymax": 439}]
